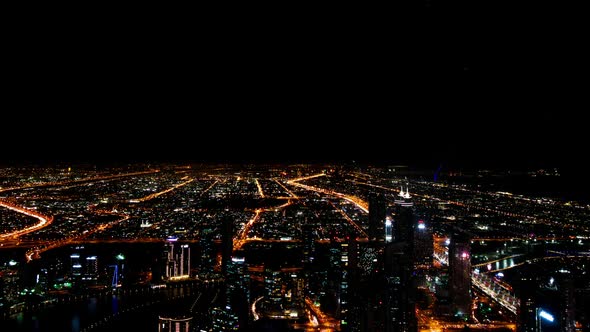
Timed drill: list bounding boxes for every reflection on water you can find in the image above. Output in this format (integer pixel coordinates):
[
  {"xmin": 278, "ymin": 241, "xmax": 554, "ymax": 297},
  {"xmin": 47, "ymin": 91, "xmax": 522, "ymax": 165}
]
[
  {"xmin": 88, "ymin": 297, "xmax": 97, "ymax": 315},
  {"xmin": 495, "ymin": 258, "xmax": 516, "ymax": 270},
  {"xmin": 112, "ymin": 294, "xmax": 119, "ymax": 315},
  {"xmin": 2, "ymin": 283, "xmax": 207, "ymax": 332},
  {"xmin": 72, "ymin": 315, "xmax": 80, "ymax": 332}
]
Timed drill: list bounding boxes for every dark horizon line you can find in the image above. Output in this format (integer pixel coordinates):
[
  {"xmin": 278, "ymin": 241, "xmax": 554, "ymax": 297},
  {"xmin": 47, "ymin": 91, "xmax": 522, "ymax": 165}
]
[{"xmin": 0, "ymin": 157, "xmax": 577, "ymax": 172}]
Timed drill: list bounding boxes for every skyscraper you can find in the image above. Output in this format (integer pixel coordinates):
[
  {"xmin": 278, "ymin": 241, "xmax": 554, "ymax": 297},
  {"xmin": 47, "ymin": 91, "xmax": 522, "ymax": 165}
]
[
  {"xmin": 71, "ymin": 253, "xmax": 82, "ymax": 277},
  {"xmin": 558, "ymin": 272, "xmax": 576, "ymax": 332},
  {"xmin": 393, "ymin": 187, "xmax": 414, "ymax": 244},
  {"xmin": 221, "ymin": 216, "xmax": 234, "ymax": 276},
  {"xmin": 84, "ymin": 255, "xmax": 98, "ymax": 282},
  {"xmin": 413, "ymin": 217, "xmax": 433, "ymax": 270},
  {"xmin": 369, "ymin": 192, "xmax": 386, "ymax": 241},
  {"xmin": 448, "ymin": 232, "xmax": 471, "ymax": 319},
  {"xmin": 383, "ymin": 241, "xmax": 417, "ymax": 332},
  {"xmin": 517, "ymin": 263, "xmax": 538, "ymax": 332},
  {"xmin": 302, "ymin": 222, "xmax": 316, "ymax": 265},
  {"xmin": 211, "ymin": 216, "xmax": 240, "ymax": 331},
  {"xmin": 165, "ymin": 241, "xmax": 191, "ymax": 279}
]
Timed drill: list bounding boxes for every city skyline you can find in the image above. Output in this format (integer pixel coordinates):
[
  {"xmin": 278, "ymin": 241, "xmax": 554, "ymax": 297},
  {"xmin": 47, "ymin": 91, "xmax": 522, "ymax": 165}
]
[
  {"xmin": 2, "ymin": 3, "xmax": 588, "ymax": 331},
  {"xmin": 1, "ymin": 163, "xmax": 589, "ymax": 331}
]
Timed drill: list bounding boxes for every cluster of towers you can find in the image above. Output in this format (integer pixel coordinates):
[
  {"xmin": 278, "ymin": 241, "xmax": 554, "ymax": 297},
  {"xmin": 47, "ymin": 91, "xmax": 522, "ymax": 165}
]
[{"xmin": 335, "ymin": 186, "xmax": 436, "ymax": 331}]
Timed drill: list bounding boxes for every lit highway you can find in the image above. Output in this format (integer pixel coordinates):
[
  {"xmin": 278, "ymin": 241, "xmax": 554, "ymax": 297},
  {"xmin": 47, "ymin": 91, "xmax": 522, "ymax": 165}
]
[
  {"xmin": 24, "ymin": 213, "xmax": 131, "ymax": 262},
  {"xmin": 254, "ymin": 178, "xmax": 265, "ymax": 198},
  {"xmin": 128, "ymin": 178, "xmax": 194, "ymax": 203},
  {"xmin": 304, "ymin": 297, "xmax": 339, "ymax": 331},
  {"xmin": 0, "ymin": 169, "xmax": 160, "ymax": 194},
  {"xmin": 327, "ymin": 200, "xmax": 368, "ymax": 239},
  {"xmin": 288, "ymin": 173, "xmax": 368, "ymax": 212},
  {"xmin": 274, "ymin": 179, "xmax": 299, "ymax": 198},
  {"xmin": 200, "ymin": 179, "xmax": 219, "ymax": 197},
  {"xmin": 0, "ymin": 200, "xmax": 54, "ymax": 239},
  {"xmin": 234, "ymin": 210, "xmax": 261, "ymax": 251}
]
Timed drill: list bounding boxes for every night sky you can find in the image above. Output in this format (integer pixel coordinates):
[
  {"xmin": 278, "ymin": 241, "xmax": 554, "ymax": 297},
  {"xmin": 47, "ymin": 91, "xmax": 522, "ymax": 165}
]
[{"xmin": 3, "ymin": 3, "xmax": 587, "ymax": 172}]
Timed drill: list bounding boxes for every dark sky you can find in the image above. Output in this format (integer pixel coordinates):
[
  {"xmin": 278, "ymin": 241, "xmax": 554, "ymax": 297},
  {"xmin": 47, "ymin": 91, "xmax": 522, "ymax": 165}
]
[{"xmin": 2, "ymin": 3, "xmax": 587, "ymax": 170}]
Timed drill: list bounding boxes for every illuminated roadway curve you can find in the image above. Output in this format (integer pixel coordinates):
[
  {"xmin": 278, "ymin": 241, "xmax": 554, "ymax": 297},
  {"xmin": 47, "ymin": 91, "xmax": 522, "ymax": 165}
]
[{"xmin": 0, "ymin": 200, "xmax": 54, "ymax": 239}]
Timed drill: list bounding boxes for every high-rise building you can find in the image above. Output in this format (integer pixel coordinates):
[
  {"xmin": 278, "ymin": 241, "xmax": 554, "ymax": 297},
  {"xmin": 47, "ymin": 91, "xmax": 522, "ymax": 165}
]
[
  {"xmin": 211, "ymin": 305, "xmax": 239, "ymax": 331},
  {"xmin": 179, "ymin": 244, "xmax": 190, "ymax": 277},
  {"xmin": 369, "ymin": 192, "xmax": 386, "ymax": 241},
  {"xmin": 36, "ymin": 268, "xmax": 49, "ymax": 294},
  {"xmin": 448, "ymin": 232, "xmax": 471, "ymax": 319},
  {"xmin": 384, "ymin": 241, "xmax": 417, "ymax": 332},
  {"xmin": 517, "ymin": 263, "xmax": 538, "ymax": 332},
  {"xmin": 0, "ymin": 260, "xmax": 20, "ymax": 304},
  {"xmin": 339, "ymin": 241, "xmax": 350, "ymax": 325},
  {"xmin": 84, "ymin": 256, "xmax": 98, "ymax": 281},
  {"xmin": 393, "ymin": 186, "xmax": 414, "ymax": 244},
  {"xmin": 264, "ymin": 269, "xmax": 283, "ymax": 305},
  {"xmin": 302, "ymin": 222, "xmax": 317, "ymax": 265},
  {"xmin": 413, "ymin": 217, "xmax": 433, "ymax": 269},
  {"xmin": 165, "ymin": 241, "xmax": 191, "ymax": 279},
  {"xmin": 71, "ymin": 253, "xmax": 82, "ymax": 277},
  {"xmin": 108, "ymin": 255, "xmax": 125, "ymax": 289},
  {"xmin": 158, "ymin": 315, "xmax": 192, "ymax": 332},
  {"xmin": 385, "ymin": 217, "xmax": 393, "ymax": 243},
  {"xmin": 558, "ymin": 272, "xmax": 576, "ymax": 332},
  {"xmin": 227, "ymin": 252, "xmax": 249, "ymax": 303},
  {"xmin": 222, "ymin": 216, "xmax": 234, "ymax": 276}
]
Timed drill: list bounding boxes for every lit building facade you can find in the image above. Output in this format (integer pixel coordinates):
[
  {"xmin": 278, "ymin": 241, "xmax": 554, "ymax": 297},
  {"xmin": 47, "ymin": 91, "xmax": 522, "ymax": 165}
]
[
  {"xmin": 369, "ymin": 192, "xmax": 386, "ymax": 241},
  {"xmin": 448, "ymin": 232, "xmax": 471, "ymax": 319},
  {"xmin": 158, "ymin": 315, "xmax": 192, "ymax": 332},
  {"xmin": 165, "ymin": 241, "xmax": 191, "ymax": 279},
  {"xmin": 413, "ymin": 217, "xmax": 433, "ymax": 269},
  {"xmin": 84, "ymin": 256, "xmax": 98, "ymax": 282}
]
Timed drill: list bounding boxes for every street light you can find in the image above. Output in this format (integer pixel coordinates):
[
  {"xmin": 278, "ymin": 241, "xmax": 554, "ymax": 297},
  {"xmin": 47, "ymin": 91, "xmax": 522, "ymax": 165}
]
[{"xmin": 537, "ymin": 308, "xmax": 554, "ymax": 331}]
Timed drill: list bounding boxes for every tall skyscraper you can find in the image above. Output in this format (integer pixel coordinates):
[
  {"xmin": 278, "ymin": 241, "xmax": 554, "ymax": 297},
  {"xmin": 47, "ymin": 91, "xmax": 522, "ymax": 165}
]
[
  {"xmin": 227, "ymin": 252, "xmax": 249, "ymax": 303},
  {"xmin": 211, "ymin": 217, "xmax": 240, "ymax": 331},
  {"xmin": 558, "ymin": 272, "xmax": 576, "ymax": 332},
  {"xmin": 71, "ymin": 253, "xmax": 82, "ymax": 278},
  {"xmin": 36, "ymin": 268, "xmax": 49, "ymax": 294},
  {"xmin": 393, "ymin": 186, "xmax": 414, "ymax": 244},
  {"xmin": 302, "ymin": 222, "xmax": 316, "ymax": 265},
  {"xmin": 165, "ymin": 241, "xmax": 191, "ymax": 279},
  {"xmin": 84, "ymin": 255, "xmax": 98, "ymax": 282},
  {"xmin": 0, "ymin": 260, "xmax": 21, "ymax": 304},
  {"xmin": 448, "ymin": 232, "xmax": 471, "ymax": 319},
  {"xmin": 413, "ymin": 217, "xmax": 433, "ymax": 269},
  {"xmin": 384, "ymin": 241, "xmax": 417, "ymax": 332},
  {"xmin": 369, "ymin": 192, "xmax": 386, "ymax": 241},
  {"xmin": 517, "ymin": 263, "xmax": 538, "ymax": 332},
  {"xmin": 222, "ymin": 216, "xmax": 234, "ymax": 276},
  {"xmin": 339, "ymin": 240, "xmax": 350, "ymax": 325}
]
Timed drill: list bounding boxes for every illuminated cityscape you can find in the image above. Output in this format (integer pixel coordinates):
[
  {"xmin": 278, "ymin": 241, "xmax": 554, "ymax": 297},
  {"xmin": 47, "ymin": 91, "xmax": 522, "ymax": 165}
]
[
  {"xmin": 0, "ymin": 164, "xmax": 588, "ymax": 331},
  {"xmin": 2, "ymin": 0, "xmax": 588, "ymax": 329}
]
